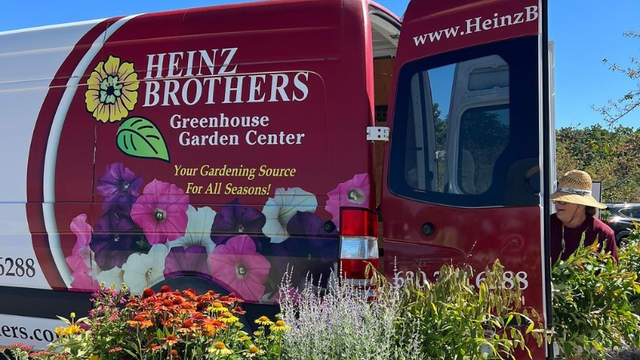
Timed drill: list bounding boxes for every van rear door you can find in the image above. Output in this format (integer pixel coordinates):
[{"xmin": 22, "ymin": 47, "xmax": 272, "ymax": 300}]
[{"xmin": 381, "ymin": 1, "xmax": 550, "ymax": 358}]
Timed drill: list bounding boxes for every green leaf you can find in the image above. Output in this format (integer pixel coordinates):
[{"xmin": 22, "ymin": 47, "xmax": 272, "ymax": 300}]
[{"xmin": 116, "ymin": 116, "xmax": 170, "ymax": 162}]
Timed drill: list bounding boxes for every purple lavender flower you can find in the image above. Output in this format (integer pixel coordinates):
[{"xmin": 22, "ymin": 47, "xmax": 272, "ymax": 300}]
[
  {"xmin": 163, "ymin": 246, "xmax": 210, "ymax": 278},
  {"xmin": 210, "ymin": 198, "xmax": 266, "ymax": 246},
  {"xmin": 90, "ymin": 206, "xmax": 150, "ymax": 270},
  {"xmin": 96, "ymin": 163, "xmax": 143, "ymax": 210},
  {"xmin": 268, "ymin": 211, "xmax": 339, "ymax": 288}
]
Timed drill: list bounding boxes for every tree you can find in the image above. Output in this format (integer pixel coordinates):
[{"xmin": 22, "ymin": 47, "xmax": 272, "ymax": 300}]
[
  {"xmin": 592, "ymin": 31, "xmax": 640, "ymax": 126},
  {"xmin": 555, "ymin": 124, "xmax": 640, "ymax": 202}
]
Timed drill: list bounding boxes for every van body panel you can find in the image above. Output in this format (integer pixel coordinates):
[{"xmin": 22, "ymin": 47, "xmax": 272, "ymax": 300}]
[
  {"xmin": 383, "ymin": 0, "xmax": 548, "ymax": 358},
  {"xmin": 0, "ymin": 1, "xmax": 400, "ymax": 345}
]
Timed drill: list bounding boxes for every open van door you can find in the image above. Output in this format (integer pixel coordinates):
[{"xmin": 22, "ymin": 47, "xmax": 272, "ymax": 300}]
[{"xmin": 381, "ymin": 0, "xmax": 551, "ymax": 358}]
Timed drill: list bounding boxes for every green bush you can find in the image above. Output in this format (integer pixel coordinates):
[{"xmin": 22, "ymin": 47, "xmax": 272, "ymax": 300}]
[
  {"xmin": 389, "ymin": 261, "xmax": 544, "ymax": 359},
  {"xmin": 551, "ymin": 235, "xmax": 640, "ymax": 359}
]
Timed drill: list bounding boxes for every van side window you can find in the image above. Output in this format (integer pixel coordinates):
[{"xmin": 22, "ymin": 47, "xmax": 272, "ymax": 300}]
[{"xmin": 389, "ymin": 37, "xmax": 540, "ymax": 208}]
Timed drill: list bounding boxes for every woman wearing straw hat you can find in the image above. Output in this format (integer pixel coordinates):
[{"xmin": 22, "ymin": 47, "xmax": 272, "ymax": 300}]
[{"xmin": 549, "ymin": 170, "xmax": 617, "ymax": 262}]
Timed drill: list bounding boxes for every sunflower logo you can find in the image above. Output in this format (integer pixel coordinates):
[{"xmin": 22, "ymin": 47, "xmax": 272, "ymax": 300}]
[{"xmin": 85, "ymin": 55, "xmax": 139, "ymax": 123}]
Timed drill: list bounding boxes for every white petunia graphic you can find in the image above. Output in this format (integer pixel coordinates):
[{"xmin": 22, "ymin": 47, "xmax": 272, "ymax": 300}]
[
  {"xmin": 122, "ymin": 244, "xmax": 170, "ymax": 295},
  {"xmin": 95, "ymin": 266, "xmax": 124, "ymax": 290},
  {"xmin": 262, "ymin": 187, "xmax": 317, "ymax": 243},
  {"xmin": 168, "ymin": 205, "xmax": 217, "ymax": 254}
]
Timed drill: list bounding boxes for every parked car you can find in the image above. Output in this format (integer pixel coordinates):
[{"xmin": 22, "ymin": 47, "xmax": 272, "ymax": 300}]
[{"xmin": 603, "ymin": 203, "xmax": 640, "ymax": 244}]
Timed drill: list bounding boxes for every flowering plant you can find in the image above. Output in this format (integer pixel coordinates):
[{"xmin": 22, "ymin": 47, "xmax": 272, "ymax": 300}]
[{"xmin": 9, "ymin": 283, "xmax": 288, "ymax": 360}]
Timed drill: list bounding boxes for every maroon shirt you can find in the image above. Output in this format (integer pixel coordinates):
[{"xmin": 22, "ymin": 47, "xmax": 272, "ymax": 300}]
[{"xmin": 550, "ymin": 213, "xmax": 617, "ymax": 262}]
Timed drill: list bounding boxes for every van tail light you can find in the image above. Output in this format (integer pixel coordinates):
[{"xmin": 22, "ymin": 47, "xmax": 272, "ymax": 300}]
[{"xmin": 339, "ymin": 207, "xmax": 379, "ymax": 285}]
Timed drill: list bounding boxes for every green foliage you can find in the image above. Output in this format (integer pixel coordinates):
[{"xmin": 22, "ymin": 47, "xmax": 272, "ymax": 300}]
[
  {"xmin": 555, "ymin": 124, "xmax": 640, "ymax": 202},
  {"xmin": 551, "ymin": 235, "xmax": 640, "ymax": 359},
  {"xmin": 390, "ymin": 261, "xmax": 543, "ymax": 360}
]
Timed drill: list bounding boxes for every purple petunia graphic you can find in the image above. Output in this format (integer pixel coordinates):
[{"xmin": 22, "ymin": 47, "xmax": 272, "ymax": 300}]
[
  {"xmin": 96, "ymin": 163, "xmax": 143, "ymax": 210},
  {"xmin": 163, "ymin": 246, "xmax": 210, "ymax": 278},
  {"xmin": 325, "ymin": 173, "xmax": 370, "ymax": 228},
  {"xmin": 268, "ymin": 211, "xmax": 339, "ymax": 288},
  {"xmin": 209, "ymin": 235, "xmax": 271, "ymax": 302},
  {"xmin": 131, "ymin": 179, "xmax": 189, "ymax": 245},
  {"xmin": 210, "ymin": 198, "xmax": 266, "ymax": 246},
  {"xmin": 90, "ymin": 206, "xmax": 150, "ymax": 271}
]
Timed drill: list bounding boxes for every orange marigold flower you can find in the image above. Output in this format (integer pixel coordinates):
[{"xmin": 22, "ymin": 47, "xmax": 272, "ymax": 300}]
[
  {"xmin": 232, "ymin": 306, "xmax": 246, "ymax": 315},
  {"xmin": 171, "ymin": 349, "xmax": 179, "ymax": 359},
  {"xmin": 164, "ymin": 334, "xmax": 179, "ymax": 346},
  {"xmin": 160, "ymin": 285, "xmax": 172, "ymax": 293},
  {"xmin": 127, "ymin": 315, "xmax": 153, "ymax": 329},
  {"xmin": 142, "ymin": 288, "xmax": 155, "ymax": 299},
  {"xmin": 192, "ymin": 312, "xmax": 205, "ymax": 320},
  {"xmin": 179, "ymin": 319, "xmax": 198, "ymax": 333},
  {"xmin": 182, "ymin": 288, "xmax": 196, "ymax": 299}
]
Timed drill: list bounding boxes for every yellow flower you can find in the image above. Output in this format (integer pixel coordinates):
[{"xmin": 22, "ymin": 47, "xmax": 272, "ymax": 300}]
[
  {"xmin": 54, "ymin": 327, "xmax": 65, "ymax": 336},
  {"xmin": 270, "ymin": 320, "xmax": 290, "ymax": 332},
  {"xmin": 70, "ymin": 312, "xmax": 76, "ymax": 319},
  {"xmin": 209, "ymin": 301, "xmax": 226, "ymax": 313},
  {"xmin": 65, "ymin": 324, "xmax": 84, "ymax": 335},
  {"xmin": 85, "ymin": 55, "xmax": 139, "ymax": 123},
  {"xmin": 254, "ymin": 316, "xmax": 274, "ymax": 326},
  {"xmin": 88, "ymin": 355, "xmax": 101, "ymax": 360},
  {"xmin": 219, "ymin": 311, "xmax": 239, "ymax": 324},
  {"xmin": 208, "ymin": 342, "xmax": 232, "ymax": 355}
]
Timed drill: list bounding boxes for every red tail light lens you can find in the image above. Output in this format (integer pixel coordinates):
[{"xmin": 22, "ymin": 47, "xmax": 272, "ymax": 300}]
[
  {"xmin": 338, "ymin": 207, "xmax": 379, "ymax": 281},
  {"xmin": 339, "ymin": 207, "xmax": 378, "ymax": 237}
]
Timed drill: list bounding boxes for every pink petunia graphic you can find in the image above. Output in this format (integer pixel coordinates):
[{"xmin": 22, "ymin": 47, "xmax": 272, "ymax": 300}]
[
  {"xmin": 66, "ymin": 214, "xmax": 99, "ymax": 290},
  {"xmin": 208, "ymin": 235, "xmax": 271, "ymax": 301},
  {"xmin": 131, "ymin": 179, "xmax": 189, "ymax": 245},
  {"xmin": 325, "ymin": 173, "xmax": 370, "ymax": 228}
]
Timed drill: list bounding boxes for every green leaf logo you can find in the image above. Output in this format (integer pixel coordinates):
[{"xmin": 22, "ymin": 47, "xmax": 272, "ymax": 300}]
[{"xmin": 116, "ymin": 117, "xmax": 170, "ymax": 162}]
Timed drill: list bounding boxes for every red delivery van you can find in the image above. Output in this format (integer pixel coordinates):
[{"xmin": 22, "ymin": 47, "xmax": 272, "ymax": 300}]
[
  {"xmin": 0, "ymin": 0, "xmax": 400, "ymax": 348},
  {"xmin": 0, "ymin": 0, "xmax": 554, "ymax": 357}
]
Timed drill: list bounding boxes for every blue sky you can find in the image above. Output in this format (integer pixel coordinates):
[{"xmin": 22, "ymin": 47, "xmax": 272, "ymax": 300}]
[{"xmin": 1, "ymin": 0, "xmax": 638, "ymax": 130}]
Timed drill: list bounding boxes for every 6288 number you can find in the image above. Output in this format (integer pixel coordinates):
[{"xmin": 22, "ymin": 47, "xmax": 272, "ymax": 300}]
[{"xmin": 0, "ymin": 257, "xmax": 36, "ymax": 277}]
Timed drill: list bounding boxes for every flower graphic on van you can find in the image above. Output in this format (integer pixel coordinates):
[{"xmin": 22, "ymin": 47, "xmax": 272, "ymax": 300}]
[
  {"xmin": 131, "ymin": 179, "xmax": 189, "ymax": 245},
  {"xmin": 123, "ymin": 244, "xmax": 170, "ymax": 295},
  {"xmin": 85, "ymin": 55, "xmax": 139, "ymax": 123},
  {"xmin": 66, "ymin": 214, "xmax": 100, "ymax": 290},
  {"xmin": 208, "ymin": 235, "xmax": 270, "ymax": 301},
  {"xmin": 164, "ymin": 246, "xmax": 210, "ymax": 278},
  {"xmin": 90, "ymin": 206, "xmax": 149, "ymax": 270},
  {"xmin": 96, "ymin": 162, "xmax": 143, "ymax": 210},
  {"xmin": 325, "ymin": 173, "xmax": 370, "ymax": 228},
  {"xmin": 210, "ymin": 198, "xmax": 266, "ymax": 246},
  {"xmin": 262, "ymin": 187, "xmax": 317, "ymax": 243},
  {"xmin": 168, "ymin": 205, "xmax": 217, "ymax": 254},
  {"xmin": 95, "ymin": 266, "xmax": 125, "ymax": 291}
]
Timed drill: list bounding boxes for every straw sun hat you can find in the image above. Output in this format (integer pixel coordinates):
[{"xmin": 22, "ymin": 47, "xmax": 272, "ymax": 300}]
[{"xmin": 550, "ymin": 170, "xmax": 606, "ymax": 209}]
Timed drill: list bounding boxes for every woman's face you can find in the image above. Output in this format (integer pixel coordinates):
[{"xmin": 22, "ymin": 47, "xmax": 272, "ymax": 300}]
[{"xmin": 555, "ymin": 201, "xmax": 583, "ymax": 224}]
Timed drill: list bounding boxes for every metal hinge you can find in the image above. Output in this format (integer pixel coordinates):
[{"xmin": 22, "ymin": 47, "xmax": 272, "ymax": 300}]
[{"xmin": 366, "ymin": 126, "xmax": 390, "ymax": 141}]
